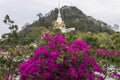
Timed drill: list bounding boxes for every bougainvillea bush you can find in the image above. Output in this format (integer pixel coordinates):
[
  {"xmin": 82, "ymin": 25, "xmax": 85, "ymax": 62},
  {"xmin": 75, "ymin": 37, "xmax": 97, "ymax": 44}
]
[{"xmin": 18, "ymin": 33, "xmax": 119, "ymax": 80}]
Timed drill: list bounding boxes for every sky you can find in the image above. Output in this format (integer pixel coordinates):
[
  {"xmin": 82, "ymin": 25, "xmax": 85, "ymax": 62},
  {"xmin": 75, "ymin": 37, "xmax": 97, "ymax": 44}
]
[{"xmin": 0, "ymin": 0, "xmax": 120, "ymax": 37}]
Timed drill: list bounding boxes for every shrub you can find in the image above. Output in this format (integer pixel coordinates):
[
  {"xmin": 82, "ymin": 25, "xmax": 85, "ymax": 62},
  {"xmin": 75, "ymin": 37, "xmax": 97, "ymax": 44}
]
[{"xmin": 18, "ymin": 33, "xmax": 107, "ymax": 80}]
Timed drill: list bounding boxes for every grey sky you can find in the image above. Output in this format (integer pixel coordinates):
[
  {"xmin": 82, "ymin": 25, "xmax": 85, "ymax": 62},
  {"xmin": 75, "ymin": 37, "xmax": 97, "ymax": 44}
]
[{"xmin": 0, "ymin": 0, "xmax": 120, "ymax": 37}]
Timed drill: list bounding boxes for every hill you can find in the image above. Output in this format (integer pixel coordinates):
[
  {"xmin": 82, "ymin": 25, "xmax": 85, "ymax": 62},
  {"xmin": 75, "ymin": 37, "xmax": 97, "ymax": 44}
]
[
  {"xmin": 29, "ymin": 6, "xmax": 114, "ymax": 33},
  {"xmin": 19, "ymin": 5, "xmax": 114, "ymax": 43}
]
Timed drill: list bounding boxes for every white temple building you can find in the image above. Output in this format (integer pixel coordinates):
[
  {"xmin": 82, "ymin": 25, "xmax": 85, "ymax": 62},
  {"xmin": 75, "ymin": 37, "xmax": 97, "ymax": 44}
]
[
  {"xmin": 54, "ymin": 0, "xmax": 75, "ymax": 33},
  {"xmin": 54, "ymin": 3, "xmax": 66, "ymax": 33}
]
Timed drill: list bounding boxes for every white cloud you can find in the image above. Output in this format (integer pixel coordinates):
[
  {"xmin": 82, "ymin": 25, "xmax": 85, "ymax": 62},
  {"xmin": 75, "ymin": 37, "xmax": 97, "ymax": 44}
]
[{"xmin": 0, "ymin": 0, "xmax": 120, "ymax": 37}]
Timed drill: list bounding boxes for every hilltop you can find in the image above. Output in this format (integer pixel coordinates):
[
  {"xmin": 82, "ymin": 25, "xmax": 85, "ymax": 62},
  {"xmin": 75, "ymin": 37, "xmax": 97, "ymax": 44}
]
[
  {"xmin": 19, "ymin": 5, "xmax": 114, "ymax": 43},
  {"xmin": 29, "ymin": 6, "xmax": 114, "ymax": 33}
]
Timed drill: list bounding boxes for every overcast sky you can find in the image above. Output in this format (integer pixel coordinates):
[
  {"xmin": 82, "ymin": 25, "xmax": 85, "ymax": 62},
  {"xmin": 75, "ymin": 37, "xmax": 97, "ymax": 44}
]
[{"xmin": 0, "ymin": 0, "xmax": 120, "ymax": 37}]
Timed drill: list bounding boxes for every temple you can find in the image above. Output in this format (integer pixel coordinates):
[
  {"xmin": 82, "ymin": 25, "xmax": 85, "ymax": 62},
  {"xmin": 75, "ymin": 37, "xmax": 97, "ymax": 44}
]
[
  {"xmin": 54, "ymin": 0, "xmax": 75, "ymax": 33},
  {"xmin": 54, "ymin": 0, "xmax": 66, "ymax": 33}
]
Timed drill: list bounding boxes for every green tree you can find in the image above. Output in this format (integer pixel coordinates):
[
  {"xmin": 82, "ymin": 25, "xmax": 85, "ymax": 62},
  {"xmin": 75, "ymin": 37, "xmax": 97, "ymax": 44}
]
[
  {"xmin": 37, "ymin": 12, "xmax": 43, "ymax": 21},
  {"xmin": 0, "ymin": 15, "xmax": 21, "ymax": 80}
]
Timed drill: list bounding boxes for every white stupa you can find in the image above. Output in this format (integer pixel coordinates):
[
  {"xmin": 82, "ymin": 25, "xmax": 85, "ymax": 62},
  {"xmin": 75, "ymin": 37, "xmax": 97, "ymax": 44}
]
[
  {"xmin": 56, "ymin": 8, "xmax": 63, "ymax": 25},
  {"xmin": 54, "ymin": 0, "xmax": 66, "ymax": 33},
  {"xmin": 54, "ymin": 0, "xmax": 75, "ymax": 33}
]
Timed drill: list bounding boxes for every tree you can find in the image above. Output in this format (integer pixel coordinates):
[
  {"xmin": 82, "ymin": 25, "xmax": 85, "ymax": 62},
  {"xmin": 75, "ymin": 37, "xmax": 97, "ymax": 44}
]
[
  {"xmin": 0, "ymin": 15, "xmax": 21, "ymax": 80},
  {"xmin": 113, "ymin": 24, "xmax": 120, "ymax": 32},
  {"xmin": 2, "ymin": 15, "xmax": 19, "ymax": 46},
  {"xmin": 37, "ymin": 12, "xmax": 43, "ymax": 21}
]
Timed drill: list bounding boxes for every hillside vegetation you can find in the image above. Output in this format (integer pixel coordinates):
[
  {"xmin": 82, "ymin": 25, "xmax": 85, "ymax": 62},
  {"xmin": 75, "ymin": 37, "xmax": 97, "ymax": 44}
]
[{"xmin": 19, "ymin": 6, "xmax": 114, "ymax": 41}]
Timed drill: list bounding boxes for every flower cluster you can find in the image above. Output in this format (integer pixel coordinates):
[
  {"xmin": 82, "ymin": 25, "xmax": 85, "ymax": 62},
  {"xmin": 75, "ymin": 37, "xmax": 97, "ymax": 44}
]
[
  {"xmin": 111, "ymin": 72, "xmax": 120, "ymax": 79},
  {"xmin": 18, "ymin": 34, "xmax": 105, "ymax": 80},
  {"xmin": 96, "ymin": 49, "xmax": 120, "ymax": 57}
]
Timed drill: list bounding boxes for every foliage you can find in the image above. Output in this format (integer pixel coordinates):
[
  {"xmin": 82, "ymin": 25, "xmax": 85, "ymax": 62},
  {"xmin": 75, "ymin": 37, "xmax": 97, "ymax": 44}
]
[
  {"xmin": 95, "ymin": 49, "xmax": 120, "ymax": 79},
  {"xmin": 0, "ymin": 7, "xmax": 119, "ymax": 79},
  {"xmin": 66, "ymin": 31, "xmax": 120, "ymax": 52},
  {"xmin": 111, "ymin": 33, "xmax": 120, "ymax": 51},
  {"xmin": 18, "ymin": 33, "xmax": 120, "ymax": 80},
  {"xmin": 1, "ymin": 15, "xmax": 19, "ymax": 46},
  {"xmin": 0, "ymin": 15, "xmax": 33, "ymax": 79}
]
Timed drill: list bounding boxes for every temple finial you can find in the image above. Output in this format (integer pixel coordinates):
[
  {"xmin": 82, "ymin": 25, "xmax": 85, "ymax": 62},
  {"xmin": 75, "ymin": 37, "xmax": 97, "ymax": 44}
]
[
  {"xmin": 59, "ymin": 0, "xmax": 60, "ymax": 9},
  {"xmin": 58, "ymin": 0, "xmax": 61, "ymax": 16}
]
